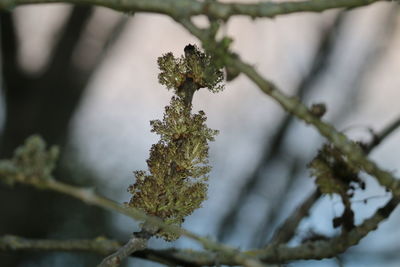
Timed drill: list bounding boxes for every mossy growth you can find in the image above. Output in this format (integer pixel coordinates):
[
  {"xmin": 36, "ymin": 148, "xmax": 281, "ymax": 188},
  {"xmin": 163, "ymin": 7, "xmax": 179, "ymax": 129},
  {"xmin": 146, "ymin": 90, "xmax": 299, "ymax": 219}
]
[
  {"xmin": 308, "ymin": 144, "xmax": 363, "ymax": 196},
  {"xmin": 0, "ymin": 135, "xmax": 59, "ymax": 187},
  {"xmin": 308, "ymin": 143, "xmax": 366, "ymax": 231},
  {"xmin": 157, "ymin": 44, "xmax": 224, "ymax": 106},
  {"xmin": 127, "ymin": 45, "xmax": 223, "ymax": 241}
]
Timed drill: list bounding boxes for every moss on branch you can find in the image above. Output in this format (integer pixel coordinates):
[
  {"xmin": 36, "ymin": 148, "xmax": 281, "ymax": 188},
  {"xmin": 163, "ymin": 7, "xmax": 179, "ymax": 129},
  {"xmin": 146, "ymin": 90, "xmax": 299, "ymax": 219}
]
[{"xmin": 0, "ymin": 135, "xmax": 59, "ymax": 187}]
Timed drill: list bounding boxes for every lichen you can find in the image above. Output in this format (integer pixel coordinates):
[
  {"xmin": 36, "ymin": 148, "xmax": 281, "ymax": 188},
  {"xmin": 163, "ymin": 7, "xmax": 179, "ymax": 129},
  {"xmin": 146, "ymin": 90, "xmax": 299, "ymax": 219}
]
[
  {"xmin": 308, "ymin": 144, "xmax": 363, "ymax": 196},
  {"xmin": 157, "ymin": 44, "xmax": 224, "ymax": 95},
  {"xmin": 127, "ymin": 45, "xmax": 223, "ymax": 241},
  {"xmin": 0, "ymin": 135, "xmax": 59, "ymax": 187},
  {"xmin": 308, "ymin": 143, "xmax": 365, "ymax": 231}
]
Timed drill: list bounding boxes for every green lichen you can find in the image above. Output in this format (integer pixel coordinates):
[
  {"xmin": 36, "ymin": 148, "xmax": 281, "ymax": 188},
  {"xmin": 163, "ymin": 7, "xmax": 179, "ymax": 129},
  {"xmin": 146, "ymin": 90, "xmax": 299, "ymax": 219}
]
[
  {"xmin": 308, "ymin": 144, "xmax": 365, "ymax": 231},
  {"xmin": 0, "ymin": 135, "xmax": 59, "ymax": 187},
  {"xmin": 308, "ymin": 144, "xmax": 363, "ymax": 196},
  {"xmin": 127, "ymin": 45, "xmax": 222, "ymax": 241},
  {"xmin": 157, "ymin": 44, "xmax": 224, "ymax": 94}
]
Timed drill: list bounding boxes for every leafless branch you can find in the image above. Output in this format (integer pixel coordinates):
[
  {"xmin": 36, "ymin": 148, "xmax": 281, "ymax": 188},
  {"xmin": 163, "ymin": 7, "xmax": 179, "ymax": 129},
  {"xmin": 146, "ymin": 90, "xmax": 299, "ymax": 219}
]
[{"xmin": 0, "ymin": 0, "xmax": 384, "ymax": 21}]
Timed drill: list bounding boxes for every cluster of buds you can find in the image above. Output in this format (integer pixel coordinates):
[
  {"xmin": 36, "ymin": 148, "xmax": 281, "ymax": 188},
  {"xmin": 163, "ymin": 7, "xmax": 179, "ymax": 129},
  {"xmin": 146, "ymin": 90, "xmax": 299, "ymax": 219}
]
[{"xmin": 127, "ymin": 45, "xmax": 223, "ymax": 241}]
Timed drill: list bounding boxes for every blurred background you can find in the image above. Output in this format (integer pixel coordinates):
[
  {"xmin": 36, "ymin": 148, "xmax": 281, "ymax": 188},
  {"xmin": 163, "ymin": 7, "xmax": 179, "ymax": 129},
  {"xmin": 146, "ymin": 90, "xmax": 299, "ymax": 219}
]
[{"xmin": 1, "ymin": 1, "xmax": 400, "ymax": 266}]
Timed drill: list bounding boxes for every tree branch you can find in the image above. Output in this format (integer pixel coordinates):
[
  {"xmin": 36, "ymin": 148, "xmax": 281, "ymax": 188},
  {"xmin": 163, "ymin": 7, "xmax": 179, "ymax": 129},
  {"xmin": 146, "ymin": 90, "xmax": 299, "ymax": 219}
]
[
  {"xmin": 0, "ymin": 235, "xmax": 210, "ymax": 266},
  {"xmin": 268, "ymin": 189, "xmax": 322, "ymax": 245},
  {"xmin": 250, "ymin": 196, "xmax": 400, "ymax": 262},
  {"xmin": 218, "ymin": 13, "xmax": 345, "ymax": 244},
  {"xmin": 0, "ymin": 234, "xmax": 267, "ymax": 266},
  {"xmin": 1, "ymin": 175, "xmax": 267, "ymax": 266},
  {"xmin": 0, "ymin": 235, "xmax": 121, "ymax": 255},
  {"xmin": 227, "ymin": 56, "xmax": 400, "ymax": 197},
  {"xmin": 0, "ymin": 142, "xmax": 261, "ymax": 266},
  {"xmin": 365, "ymin": 115, "xmax": 400, "ymax": 153},
  {"xmin": 0, "ymin": 0, "xmax": 397, "ymax": 264},
  {"xmin": 2, "ymin": 192, "xmax": 398, "ymax": 265},
  {"xmin": 39, "ymin": 179, "xmax": 217, "ymax": 249},
  {"xmin": 98, "ymin": 229, "xmax": 155, "ymax": 267},
  {"xmin": 0, "ymin": 0, "xmax": 384, "ymax": 20},
  {"xmin": 179, "ymin": 14, "xmax": 400, "ymax": 199},
  {"xmin": 176, "ymin": 18, "xmax": 400, "ymax": 258},
  {"xmin": 268, "ymin": 111, "xmax": 400, "ymax": 246}
]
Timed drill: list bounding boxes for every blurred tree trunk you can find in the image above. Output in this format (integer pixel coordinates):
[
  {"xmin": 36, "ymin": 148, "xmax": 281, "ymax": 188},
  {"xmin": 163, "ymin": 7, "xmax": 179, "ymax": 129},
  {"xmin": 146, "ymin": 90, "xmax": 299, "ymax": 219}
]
[
  {"xmin": 1, "ymin": 8, "xmax": 92, "ymax": 154},
  {"xmin": 0, "ymin": 7, "xmax": 120, "ymax": 266}
]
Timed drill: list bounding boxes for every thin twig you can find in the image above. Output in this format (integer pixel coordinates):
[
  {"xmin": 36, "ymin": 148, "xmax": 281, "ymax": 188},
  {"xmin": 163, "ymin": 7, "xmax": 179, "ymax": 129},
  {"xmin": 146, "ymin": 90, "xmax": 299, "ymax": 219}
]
[
  {"xmin": 44, "ymin": 179, "xmax": 243, "ymax": 257},
  {"xmin": 365, "ymin": 116, "xmax": 400, "ymax": 153},
  {"xmin": 252, "ymin": 160, "xmax": 302, "ymax": 246},
  {"xmin": 98, "ymin": 228, "xmax": 154, "ymax": 267},
  {"xmin": 268, "ymin": 190, "xmax": 321, "ymax": 245},
  {"xmin": 0, "ymin": 235, "xmax": 121, "ymax": 254}
]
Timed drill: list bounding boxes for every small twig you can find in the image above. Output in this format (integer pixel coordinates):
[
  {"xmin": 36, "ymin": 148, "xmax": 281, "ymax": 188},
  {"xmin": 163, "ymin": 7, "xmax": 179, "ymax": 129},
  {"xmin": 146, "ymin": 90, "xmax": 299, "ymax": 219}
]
[
  {"xmin": 364, "ymin": 115, "xmax": 400, "ymax": 153},
  {"xmin": 252, "ymin": 160, "xmax": 301, "ymax": 247},
  {"xmin": 98, "ymin": 228, "xmax": 155, "ymax": 267},
  {"xmin": 268, "ymin": 190, "xmax": 321, "ymax": 245},
  {"xmin": 44, "ymin": 179, "xmax": 179, "ymax": 236}
]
